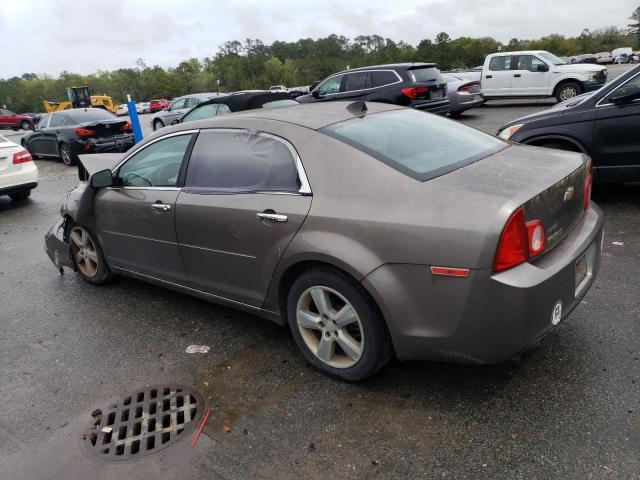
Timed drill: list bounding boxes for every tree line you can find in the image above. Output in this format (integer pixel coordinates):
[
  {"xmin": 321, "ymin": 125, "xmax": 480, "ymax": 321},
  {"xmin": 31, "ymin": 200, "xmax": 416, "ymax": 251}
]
[{"xmin": 1, "ymin": 23, "xmax": 638, "ymax": 113}]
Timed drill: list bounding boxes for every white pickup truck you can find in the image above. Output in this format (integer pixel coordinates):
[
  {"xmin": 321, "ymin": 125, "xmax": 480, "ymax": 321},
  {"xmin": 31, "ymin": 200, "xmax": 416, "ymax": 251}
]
[{"xmin": 481, "ymin": 50, "xmax": 608, "ymax": 102}]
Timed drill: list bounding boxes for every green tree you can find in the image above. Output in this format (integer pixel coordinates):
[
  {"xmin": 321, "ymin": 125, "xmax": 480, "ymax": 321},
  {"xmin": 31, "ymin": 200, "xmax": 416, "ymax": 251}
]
[{"xmin": 629, "ymin": 6, "xmax": 640, "ymax": 43}]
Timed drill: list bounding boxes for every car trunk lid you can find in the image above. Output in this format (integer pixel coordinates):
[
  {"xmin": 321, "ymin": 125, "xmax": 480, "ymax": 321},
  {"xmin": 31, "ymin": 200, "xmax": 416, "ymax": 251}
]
[{"xmin": 78, "ymin": 119, "xmax": 130, "ymax": 138}]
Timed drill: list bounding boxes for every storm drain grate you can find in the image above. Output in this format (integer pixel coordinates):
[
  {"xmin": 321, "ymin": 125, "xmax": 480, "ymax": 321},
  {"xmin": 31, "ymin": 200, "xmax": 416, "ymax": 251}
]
[{"xmin": 83, "ymin": 385, "xmax": 203, "ymax": 462}]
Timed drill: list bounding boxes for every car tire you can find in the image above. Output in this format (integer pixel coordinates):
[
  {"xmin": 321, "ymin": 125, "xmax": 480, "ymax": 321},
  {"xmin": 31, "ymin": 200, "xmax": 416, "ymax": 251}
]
[
  {"xmin": 555, "ymin": 82, "xmax": 581, "ymax": 102},
  {"xmin": 67, "ymin": 223, "xmax": 113, "ymax": 285},
  {"xmin": 153, "ymin": 119, "xmax": 164, "ymax": 131},
  {"xmin": 286, "ymin": 267, "xmax": 393, "ymax": 381},
  {"xmin": 20, "ymin": 120, "xmax": 31, "ymax": 131},
  {"xmin": 59, "ymin": 142, "xmax": 78, "ymax": 166},
  {"xmin": 9, "ymin": 189, "xmax": 31, "ymax": 201}
]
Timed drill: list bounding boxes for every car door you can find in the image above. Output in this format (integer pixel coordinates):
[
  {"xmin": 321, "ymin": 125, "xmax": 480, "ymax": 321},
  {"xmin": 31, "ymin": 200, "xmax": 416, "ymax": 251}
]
[
  {"xmin": 511, "ymin": 55, "xmax": 550, "ymax": 95},
  {"xmin": 27, "ymin": 114, "xmax": 57, "ymax": 156},
  {"xmin": 483, "ymin": 55, "xmax": 514, "ymax": 96},
  {"xmin": 163, "ymin": 98, "xmax": 187, "ymax": 124},
  {"xmin": 311, "ymin": 74, "xmax": 345, "ymax": 102},
  {"xmin": 0, "ymin": 109, "xmax": 13, "ymax": 127},
  {"xmin": 176, "ymin": 129, "xmax": 312, "ymax": 307},
  {"xmin": 592, "ymin": 72, "xmax": 640, "ymax": 180},
  {"xmin": 335, "ymin": 71, "xmax": 372, "ymax": 101},
  {"xmin": 93, "ymin": 131, "xmax": 195, "ymax": 283}
]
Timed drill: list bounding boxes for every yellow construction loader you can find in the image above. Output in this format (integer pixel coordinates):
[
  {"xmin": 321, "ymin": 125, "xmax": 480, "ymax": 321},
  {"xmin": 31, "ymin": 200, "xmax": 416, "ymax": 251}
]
[{"xmin": 43, "ymin": 86, "xmax": 116, "ymax": 113}]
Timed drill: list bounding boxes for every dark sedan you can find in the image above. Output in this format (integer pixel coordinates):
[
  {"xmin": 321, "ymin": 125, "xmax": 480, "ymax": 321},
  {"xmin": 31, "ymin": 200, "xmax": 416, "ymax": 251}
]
[
  {"xmin": 22, "ymin": 108, "xmax": 135, "ymax": 166},
  {"xmin": 45, "ymin": 102, "xmax": 601, "ymax": 381},
  {"xmin": 179, "ymin": 91, "xmax": 298, "ymax": 123},
  {"xmin": 498, "ymin": 64, "xmax": 640, "ymax": 183}
]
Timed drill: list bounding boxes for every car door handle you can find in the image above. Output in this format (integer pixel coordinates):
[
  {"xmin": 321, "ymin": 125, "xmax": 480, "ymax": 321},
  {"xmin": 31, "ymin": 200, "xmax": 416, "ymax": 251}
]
[
  {"xmin": 485, "ymin": 75, "xmax": 492, "ymax": 79},
  {"xmin": 514, "ymin": 74, "xmax": 522, "ymax": 77},
  {"xmin": 151, "ymin": 203, "xmax": 171, "ymax": 212},
  {"xmin": 256, "ymin": 212, "xmax": 288, "ymax": 223}
]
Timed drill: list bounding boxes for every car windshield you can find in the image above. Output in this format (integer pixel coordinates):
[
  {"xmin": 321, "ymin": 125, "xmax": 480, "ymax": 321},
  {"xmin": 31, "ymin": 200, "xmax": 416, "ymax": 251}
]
[
  {"xmin": 538, "ymin": 52, "xmax": 566, "ymax": 65},
  {"xmin": 67, "ymin": 109, "xmax": 117, "ymax": 123},
  {"xmin": 324, "ymin": 109, "xmax": 507, "ymax": 181}
]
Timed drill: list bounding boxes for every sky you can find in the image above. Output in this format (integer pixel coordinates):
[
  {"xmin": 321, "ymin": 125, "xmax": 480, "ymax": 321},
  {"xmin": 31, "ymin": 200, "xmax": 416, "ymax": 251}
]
[{"xmin": 0, "ymin": 0, "xmax": 637, "ymax": 78}]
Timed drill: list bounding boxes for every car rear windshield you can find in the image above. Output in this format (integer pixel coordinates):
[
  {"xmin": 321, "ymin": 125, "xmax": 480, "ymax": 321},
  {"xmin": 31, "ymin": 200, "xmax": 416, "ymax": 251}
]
[
  {"xmin": 323, "ymin": 109, "xmax": 507, "ymax": 181},
  {"xmin": 407, "ymin": 67, "xmax": 440, "ymax": 84},
  {"xmin": 67, "ymin": 109, "xmax": 117, "ymax": 123}
]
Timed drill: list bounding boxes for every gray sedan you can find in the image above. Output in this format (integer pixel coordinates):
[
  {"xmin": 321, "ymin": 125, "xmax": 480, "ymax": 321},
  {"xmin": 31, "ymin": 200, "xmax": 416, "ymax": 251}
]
[
  {"xmin": 45, "ymin": 102, "xmax": 603, "ymax": 381},
  {"xmin": 150, "ymin": 92, "xmax": 225, "ymax": 130},
  {"xmin": 442, "ymin": 73, "xmax": 484, "ymax": 116}
]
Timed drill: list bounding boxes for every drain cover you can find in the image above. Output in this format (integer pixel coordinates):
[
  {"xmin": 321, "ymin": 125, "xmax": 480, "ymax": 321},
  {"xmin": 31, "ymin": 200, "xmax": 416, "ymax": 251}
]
[{"xmin": 84, "ymin": 385, "xmax": 203, "ymax": 461}]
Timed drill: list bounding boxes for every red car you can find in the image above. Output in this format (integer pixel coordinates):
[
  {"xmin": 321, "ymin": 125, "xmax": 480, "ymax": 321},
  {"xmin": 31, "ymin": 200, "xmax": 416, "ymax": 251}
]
[
  {"xmin": 149, "ymin": 99, "xmax": 170, "ymax": 112},
  {"xmin": 0, "ymin": 108, "xmax": 34, "ymax": 130}
]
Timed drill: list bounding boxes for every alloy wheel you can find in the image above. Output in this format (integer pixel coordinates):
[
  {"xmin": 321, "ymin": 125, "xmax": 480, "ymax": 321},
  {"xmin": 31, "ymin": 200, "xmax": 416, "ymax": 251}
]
[
  {"xmin": 560, "ymin": 86, "xmax": 577, "ymax": 101},
  {"xmin": 69, "ymin": 226, "xmax": 99, "ymax": 278},
  {"xmin": 295, "ymin": 286, "xmax": 364, "ymax": 369},
  {"xmin": 60, "ymin": 144, "xmax": 72, "ymax": 165}
]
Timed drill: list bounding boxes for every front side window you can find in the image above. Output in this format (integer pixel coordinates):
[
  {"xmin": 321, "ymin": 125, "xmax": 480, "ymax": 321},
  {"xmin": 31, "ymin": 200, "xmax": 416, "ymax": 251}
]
[
  {"xmin": 489, "ymin": 56, "xmax": 512, "ymax": 71},
  {"xmin": 262, "ymin": 99, "xmax": 298, "ymax": 108},
  {"xmin": 117, "ymin": 134, "xmax": 193, "ymax": 187},
  {"xmin": 343, "ymin": 72, "xmax": 370, "ymax": 92},
  {"xmin": 516, "ymin": 55, "xmax": 546, "ymax": 72},
  {"xmin": 182, "ymin": 103, "xmax": 220, "ymax": 123},
  {"xmin": 37, "ymin": 114, "xmax": 51, "ymax": 129},
  {"xmin": 317, "ymin": 75, "xmax": 343, "ymax": 96},
  {"xmin": 49, "ymin": 114, "xmax": 65, "ymax": 128},
  {"xmin": 185, "ymin": 98, "xmax": 200, "ymax": 108},
  {"xmin": 184, "ymin": 130, "xmax": 300, "ymax": 192},
  {"xmin": 169, "ymin": 99, "xmax": 186, "ymax": 111},
  {"xmin": 323, "ymin": 109, "xmax": 507, "ymax": 181},
  {"xmin": 0, "ymin": 109, "xmax": 12, "ymax": 115}
]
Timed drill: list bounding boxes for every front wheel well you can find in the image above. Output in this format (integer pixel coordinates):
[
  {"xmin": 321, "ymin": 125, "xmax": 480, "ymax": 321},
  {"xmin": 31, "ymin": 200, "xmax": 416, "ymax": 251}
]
[
  {"xmin": 526, "ymin": 137, "xmax": 585, "ymax": 153},
  {"xmin": 552, "ymin": 79, "xmax": 583, "ymax": 97}
]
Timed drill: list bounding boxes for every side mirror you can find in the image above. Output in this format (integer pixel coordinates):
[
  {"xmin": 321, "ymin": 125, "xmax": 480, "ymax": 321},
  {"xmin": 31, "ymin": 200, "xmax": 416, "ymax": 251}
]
[
  {"xmin": 90, "ymin": 169, "xmax": 113, "ymax": 188},
  {"xmin": 610, "ymin": 89, "xmax": 640, "ymax": 105},
  {"xmin": 311, "ymin": 90, "xmax": 320, "ymax": 98},
  {"xmin": 536, "ymin": 64, "xmax": 549, "ymax": 72}
]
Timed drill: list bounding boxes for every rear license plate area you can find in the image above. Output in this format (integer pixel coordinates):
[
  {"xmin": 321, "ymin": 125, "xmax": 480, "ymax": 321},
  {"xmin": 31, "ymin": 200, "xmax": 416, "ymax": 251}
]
[
  {"xmin": 575, "ymin": 241, "xmax": 596, "ymax": 296},
  {"xmin": 430, "ymin": 89, "xmax": 444, "ymax": 99}
]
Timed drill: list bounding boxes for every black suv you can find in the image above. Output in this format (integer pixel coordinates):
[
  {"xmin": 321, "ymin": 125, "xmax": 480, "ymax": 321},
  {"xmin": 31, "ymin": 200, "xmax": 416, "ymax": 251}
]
[
  {"xmin": 498, "ymin": 64, "xmax": 640, "ymax": 183},
  {"xmin": 297, "ymin": 63, "xmax": 449, "ymax": 115}
]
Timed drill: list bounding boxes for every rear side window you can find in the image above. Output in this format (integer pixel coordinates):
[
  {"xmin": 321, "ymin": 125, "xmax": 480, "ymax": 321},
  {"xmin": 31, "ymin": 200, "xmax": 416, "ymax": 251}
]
[
  {"xmin": 371, "ymin": 71, "xmax": 399, "ymax": 87},
  {"xmin": 323, "ymin": 109, "xmax": 506, "ymax": 181},
  {"xmin": 262, "ymin": 99, "xmax": 298, "ymax": 108},
  {"xmin": 407, "ymin": 67, "xmax": 440, "ymax": 83},
  {"xmin": 343, "ymin": 72, "xmax": 370, "ymax": 92},
  {"xmin": 49, "ymin": 114, "xmax": 65, "ymax": 128},
  {"xmin": 184, "ymin": 130, "xmax": 300, "ymax": 192},
  {"xmin": 182, "ymin": 103, "xmax": 220, "ymax": 123},
  {"xmin": 489, "ymin": 56, "xmax": 512, "ymax": 71}
]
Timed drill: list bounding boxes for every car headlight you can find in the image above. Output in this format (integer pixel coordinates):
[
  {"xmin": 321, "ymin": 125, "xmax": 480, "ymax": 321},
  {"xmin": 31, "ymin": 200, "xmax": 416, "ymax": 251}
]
[
  {"xmin": 498, "ymin": 124, "xmax": 523, "ymax": 140},
  {"xmin": 585, "ymin": 71, "xmax": 602, "ymax": 81}
]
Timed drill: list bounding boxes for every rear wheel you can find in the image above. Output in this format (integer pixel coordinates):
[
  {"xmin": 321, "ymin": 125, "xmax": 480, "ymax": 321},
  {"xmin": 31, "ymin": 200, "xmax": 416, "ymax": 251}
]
[
  {"xmin": 68, "ymin": 224, "xmax": 112, "ymax": 285},
  {"xmin": 20, "ymin": 120, "xmax": 31, "ymax": 131},
  {"xmin": 9, "ymin": 189, "xmax": 31, "ymax": 201},
  {"xmin": 59, "ymin": 142, "xmax": 78, "ymax": 166},
  {"xmin": 287, "ymin": 267, "xmax": 393, "ymax": 381},
  {"xmin": 153, "ymin": 119, "xmax": 164, "ymax": 131},
  {"xmin": 555, "ymin": 82, "xmax": 581, "ymax": 102}
]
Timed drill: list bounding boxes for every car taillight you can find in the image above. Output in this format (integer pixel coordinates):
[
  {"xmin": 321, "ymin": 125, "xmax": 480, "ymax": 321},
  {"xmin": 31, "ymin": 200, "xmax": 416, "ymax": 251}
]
[
  {"xmin": 12, "ymin": 150, "xmax": 32, "ymax": 164},
  {"xmin": 458, "ymin": 82, "xmax": 479, "ymax": 93},
  {"xmin": 120, "ymin": 122, "xmax": 132, "ymax": 132},
  {"xmin": 75, "ymin": 128, "xmax": 96, "ymax": 137},
  {"xmin": 401, "ymin": 86, "xmax": 429, "ymax": 99},
  {"xmin": 494, "ymin": 208, "xmax": 548, "ymax": 271},
  {"xmin": 583, "ymin": 161, "xmax": 593, "ymax": 211}
]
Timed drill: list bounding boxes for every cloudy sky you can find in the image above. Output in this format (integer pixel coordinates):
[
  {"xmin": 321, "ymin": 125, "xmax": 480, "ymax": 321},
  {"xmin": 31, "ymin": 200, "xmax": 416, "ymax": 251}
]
[{"xmin": 0, "ymin": 0, "xmax": 636, "ymax": 77}]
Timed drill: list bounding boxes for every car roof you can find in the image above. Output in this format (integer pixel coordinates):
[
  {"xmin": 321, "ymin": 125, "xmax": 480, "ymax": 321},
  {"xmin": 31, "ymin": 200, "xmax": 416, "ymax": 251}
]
[
  {"xmin": 173, "ymin": 101, "xmax": 403, "ymax": 131},
  {"xmin": 337, "ymin": 62, "xmax": 436, "ymax": 74},
  {"xmin": 194, "ymin": 91, "xmax": 296, "ymax": 111},
  {"xmin": 490, "ymin": 50, "xmax": 548, "ymax": 56},
  {"xmin": 176, "ymin": 92, "xmax": 225, "ymax": 100}
]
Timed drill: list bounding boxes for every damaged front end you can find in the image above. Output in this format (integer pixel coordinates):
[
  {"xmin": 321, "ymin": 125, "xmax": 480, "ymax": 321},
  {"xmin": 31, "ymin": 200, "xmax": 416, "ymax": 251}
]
[{"xmin": 45, "ymin": 217, "xmax": 73, "ymax": 272}]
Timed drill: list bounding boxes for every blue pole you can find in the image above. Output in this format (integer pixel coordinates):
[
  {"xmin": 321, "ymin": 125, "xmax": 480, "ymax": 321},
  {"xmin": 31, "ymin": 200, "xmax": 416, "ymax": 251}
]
[{"xmin": 126, "ymin": 94, "xmax": 143, "ymax": 143}]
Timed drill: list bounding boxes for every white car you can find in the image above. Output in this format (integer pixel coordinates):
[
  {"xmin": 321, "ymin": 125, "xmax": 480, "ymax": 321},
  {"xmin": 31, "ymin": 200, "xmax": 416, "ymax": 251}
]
[
  {"xmin": 481, "ymin": 50, "xmax": 608, "ymax": 102},
  {"xmin": 0, "ymin": 135, "xmax": 38, "ymax": 201},
  {"xmin": 136, "ymin": 102, "xmax": 150, "ymax": 114},
  {"xmin": 115, "ymin": 104, "xmax": 129, "ymax": 116},
  {"xmin": 595, "ymin": 52, "xmax": 613, "ymax": 64},
  {"xmin": 269, "ymin": 85, "xmax": 288, "ymax": 93}
]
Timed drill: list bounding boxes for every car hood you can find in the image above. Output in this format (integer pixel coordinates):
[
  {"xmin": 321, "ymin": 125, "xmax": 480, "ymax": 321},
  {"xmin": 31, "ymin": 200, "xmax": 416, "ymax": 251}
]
[
  {"xmin": 553, "ymin": 63, "xmax": 606, "ymax": 72},
  {"xmin": 498, "ymin": 91, "xmax": 597, "ymax": 131}
]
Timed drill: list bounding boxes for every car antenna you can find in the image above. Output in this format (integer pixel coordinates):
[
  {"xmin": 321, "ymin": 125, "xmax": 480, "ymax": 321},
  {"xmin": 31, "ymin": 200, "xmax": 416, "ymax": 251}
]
[{"xmin": 347, "ymin": 101, "xmax": 367, "ymax": 117}]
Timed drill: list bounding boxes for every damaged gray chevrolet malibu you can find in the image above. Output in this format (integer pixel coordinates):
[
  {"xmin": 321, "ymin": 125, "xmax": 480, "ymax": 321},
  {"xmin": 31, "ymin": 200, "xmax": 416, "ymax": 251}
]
[{"xmin": 45, "ymin": 101, "xmax": 603, "ymax": 381}]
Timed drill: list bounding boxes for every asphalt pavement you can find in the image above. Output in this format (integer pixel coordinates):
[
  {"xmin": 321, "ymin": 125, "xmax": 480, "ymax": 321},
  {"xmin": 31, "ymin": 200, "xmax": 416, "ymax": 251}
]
[{"xmin": 0, "ymin": 67, "xmax": 638, "ymax": 479}]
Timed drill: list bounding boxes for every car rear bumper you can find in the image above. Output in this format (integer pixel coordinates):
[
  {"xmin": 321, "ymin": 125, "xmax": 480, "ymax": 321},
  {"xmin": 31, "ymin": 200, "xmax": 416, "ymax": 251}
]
[
  {"xmin": 73, "ymin": 134, "xmax": 135, "ymax": 155},
  {"xmin": 0, "ymin": 161, "xmax": 38, "ymax": 192},
  {"xmin": 44, "ymin": 217, "xmax": 74, "ymax": 271},
  {"xmin": 450, "ymin": 94, "xmax": 484, "ymax": 113},
  {"xmin": 412, "ymin": 98, "xmax": 450, "ymax": 115},
  {"xmin": 362, "ymin": 203, "xmax": 604, "ymax": 363}
]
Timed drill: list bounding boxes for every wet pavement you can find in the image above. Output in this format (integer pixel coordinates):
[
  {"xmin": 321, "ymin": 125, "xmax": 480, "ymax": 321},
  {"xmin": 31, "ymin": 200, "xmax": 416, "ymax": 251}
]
[{"xmin": 1, "ymin": 80, "xmax": 639, "ymax": 479}]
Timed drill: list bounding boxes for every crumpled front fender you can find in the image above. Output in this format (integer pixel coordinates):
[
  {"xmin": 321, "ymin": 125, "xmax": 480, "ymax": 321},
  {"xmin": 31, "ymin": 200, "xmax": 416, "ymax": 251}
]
[{"xmin": 44, "ymin": 218, "xmax": 73, "ymax": 272}]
